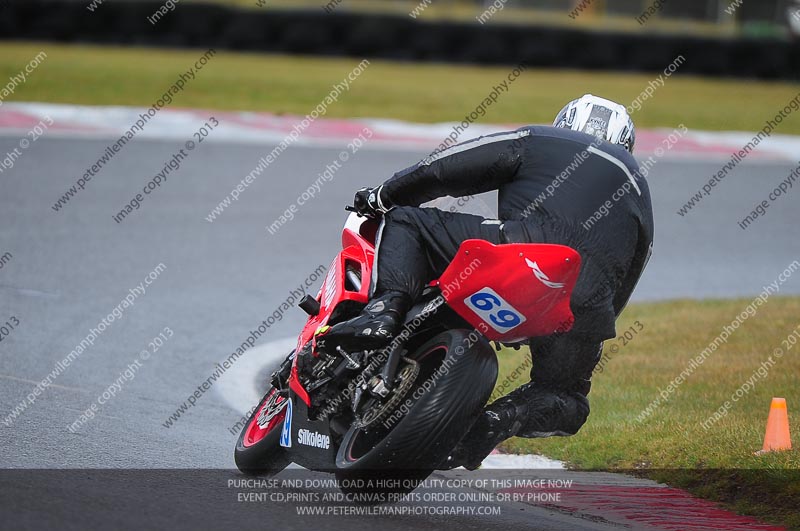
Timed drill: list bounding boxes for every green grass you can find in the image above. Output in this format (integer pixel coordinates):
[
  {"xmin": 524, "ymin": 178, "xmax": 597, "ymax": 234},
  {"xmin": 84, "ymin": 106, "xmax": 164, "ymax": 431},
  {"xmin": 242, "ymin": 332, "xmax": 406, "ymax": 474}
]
[
  {"xmin": 2, "ymin": 42, "xmax": 800, "ymax": 134},
  {"xmin": 495, "ymin": 297, "xmax": 800, "ymax": 529}
]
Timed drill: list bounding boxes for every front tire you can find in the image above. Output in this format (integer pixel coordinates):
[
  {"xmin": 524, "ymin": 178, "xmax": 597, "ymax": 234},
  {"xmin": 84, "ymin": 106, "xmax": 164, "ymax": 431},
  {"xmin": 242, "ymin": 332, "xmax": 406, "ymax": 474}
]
[
  {"xmin": 234, "ymin": 388, "xmax": 292, "ymax": 476},
  {"xmin": 335, "ymin": 329, "xmax": 497, "ymax": 487}
]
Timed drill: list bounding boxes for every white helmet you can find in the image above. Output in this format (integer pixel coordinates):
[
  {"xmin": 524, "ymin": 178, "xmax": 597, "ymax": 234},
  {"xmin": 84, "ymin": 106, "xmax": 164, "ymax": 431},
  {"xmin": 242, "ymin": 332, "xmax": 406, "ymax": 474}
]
[{"xmin": 553, "ymin": 94, "xmax": 636, "ymax": 153}]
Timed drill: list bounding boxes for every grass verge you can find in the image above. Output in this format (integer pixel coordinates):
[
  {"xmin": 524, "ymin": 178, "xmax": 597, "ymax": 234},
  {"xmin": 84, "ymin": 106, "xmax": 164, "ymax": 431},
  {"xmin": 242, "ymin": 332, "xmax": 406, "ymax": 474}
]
[
  {"xmin": 1, "ymin": 42, "xmax": 799, "ymax": 134},
  {"xmin": 495, "ymin": 296, "xmax": 800, "ymax": 529}
]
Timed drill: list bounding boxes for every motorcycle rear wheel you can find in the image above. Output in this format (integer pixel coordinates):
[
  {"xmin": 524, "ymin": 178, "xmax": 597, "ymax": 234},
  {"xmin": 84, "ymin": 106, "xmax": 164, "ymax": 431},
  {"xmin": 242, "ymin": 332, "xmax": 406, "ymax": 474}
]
[{"xmin": 334, "ymin": 329, "xmax": 497, "ymax": 491}]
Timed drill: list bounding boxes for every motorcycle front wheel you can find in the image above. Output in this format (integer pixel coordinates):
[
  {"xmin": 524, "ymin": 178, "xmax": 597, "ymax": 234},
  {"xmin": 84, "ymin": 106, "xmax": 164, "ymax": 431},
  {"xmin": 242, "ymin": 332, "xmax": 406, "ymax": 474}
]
[{"xmin": 234, "ymin": 387, "xmax": 292, "ymax": 476}]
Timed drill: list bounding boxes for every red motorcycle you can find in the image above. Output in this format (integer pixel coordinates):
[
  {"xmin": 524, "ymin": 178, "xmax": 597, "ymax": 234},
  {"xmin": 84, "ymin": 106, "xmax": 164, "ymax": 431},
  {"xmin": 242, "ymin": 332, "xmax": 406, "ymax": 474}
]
[{"xmin": 234, "ymin": 209, "xmax": 581, "ymax": 489}]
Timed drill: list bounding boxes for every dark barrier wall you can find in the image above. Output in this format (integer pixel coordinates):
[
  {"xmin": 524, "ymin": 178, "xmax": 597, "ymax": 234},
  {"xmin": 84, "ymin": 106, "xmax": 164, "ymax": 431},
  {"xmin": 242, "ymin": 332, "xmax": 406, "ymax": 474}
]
[{"xmin": 1, "ymin": 0, "xmax": 798, "ymax": 80}]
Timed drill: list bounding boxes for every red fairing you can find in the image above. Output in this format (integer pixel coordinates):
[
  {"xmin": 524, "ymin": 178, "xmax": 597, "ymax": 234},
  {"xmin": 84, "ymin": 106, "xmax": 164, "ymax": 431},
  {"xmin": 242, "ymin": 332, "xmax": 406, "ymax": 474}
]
[
  {"xmin": 289, "ymin": 224, "xmax": 375, "ymax": 405},
  {"xmin": 437, "ymin": 240, "xmax": 581, "ymax": 342}
]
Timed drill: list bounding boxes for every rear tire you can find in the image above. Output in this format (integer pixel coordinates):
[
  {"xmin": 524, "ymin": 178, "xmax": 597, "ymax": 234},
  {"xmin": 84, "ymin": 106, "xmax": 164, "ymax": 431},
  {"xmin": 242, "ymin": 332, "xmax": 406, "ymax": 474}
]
[
  {"xmin": 335, "ymin": 329, "xmax": 497, "ymax": 489},
  {"xmin": 234, "ymin": 388, "xmax": 292, "ymax": 476}
]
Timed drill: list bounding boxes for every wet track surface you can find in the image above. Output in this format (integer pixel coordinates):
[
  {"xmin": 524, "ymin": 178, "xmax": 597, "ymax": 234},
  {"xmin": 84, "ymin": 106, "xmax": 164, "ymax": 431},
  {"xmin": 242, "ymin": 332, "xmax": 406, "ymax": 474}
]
[{"xmin": 0, "ymin": 135, "xmax": 797, "ymax": 529}]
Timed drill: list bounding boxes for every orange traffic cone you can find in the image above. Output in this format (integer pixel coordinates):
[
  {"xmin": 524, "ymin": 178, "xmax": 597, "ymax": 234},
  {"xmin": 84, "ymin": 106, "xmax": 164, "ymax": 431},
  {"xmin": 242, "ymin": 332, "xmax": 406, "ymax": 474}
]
[{"xmin": 757, "ymin": 397, "xmax": 792, "ymax": 455}]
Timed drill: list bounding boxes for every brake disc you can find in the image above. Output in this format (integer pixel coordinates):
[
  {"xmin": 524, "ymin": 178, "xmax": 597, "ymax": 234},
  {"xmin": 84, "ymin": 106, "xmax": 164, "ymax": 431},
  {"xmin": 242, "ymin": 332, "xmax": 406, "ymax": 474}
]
[
  {"xmin": 256, "ymin": 391, "xmax": 288, "ymax": 429},
  {"xmin": 354, "ymin": 357, "xmax": 419, "ymax": 429}
]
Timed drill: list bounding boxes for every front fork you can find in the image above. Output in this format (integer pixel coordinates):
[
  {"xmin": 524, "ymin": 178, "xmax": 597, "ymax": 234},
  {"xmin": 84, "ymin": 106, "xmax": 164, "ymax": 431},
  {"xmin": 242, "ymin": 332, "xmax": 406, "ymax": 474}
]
[{"xmin": 271, "ymin": 350, "xmax": 294, "ymax": 391}]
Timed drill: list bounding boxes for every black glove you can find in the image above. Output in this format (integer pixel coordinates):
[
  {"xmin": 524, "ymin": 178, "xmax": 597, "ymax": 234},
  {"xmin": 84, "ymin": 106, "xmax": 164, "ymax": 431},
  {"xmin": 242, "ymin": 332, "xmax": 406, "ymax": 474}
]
[{"xmin": 353, "ymin": 185, "xmax": 391, "ymax": 218}]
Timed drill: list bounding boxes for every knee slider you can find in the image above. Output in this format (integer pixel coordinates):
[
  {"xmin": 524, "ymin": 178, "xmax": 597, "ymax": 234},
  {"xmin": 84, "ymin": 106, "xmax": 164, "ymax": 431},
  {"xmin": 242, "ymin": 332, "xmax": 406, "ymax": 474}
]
[{"xmin": 560, "ymin": 393, "xmax": 590, "ymax": 435}]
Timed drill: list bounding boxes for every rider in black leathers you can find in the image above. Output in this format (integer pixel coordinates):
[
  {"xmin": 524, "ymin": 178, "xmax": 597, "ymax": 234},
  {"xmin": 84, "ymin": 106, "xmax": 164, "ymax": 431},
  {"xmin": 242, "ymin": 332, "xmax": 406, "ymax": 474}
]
[{"xmin": 323, "ymin": 94, "xmax": 654, "ymax": 469}]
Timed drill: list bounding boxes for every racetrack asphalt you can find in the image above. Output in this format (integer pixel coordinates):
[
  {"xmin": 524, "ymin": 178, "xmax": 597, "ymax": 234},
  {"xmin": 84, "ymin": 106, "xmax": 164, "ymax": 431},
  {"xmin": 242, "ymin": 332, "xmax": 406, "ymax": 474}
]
[{"xmin": 0, "ymin": 135, "xmax": 796, "ymax": 530}]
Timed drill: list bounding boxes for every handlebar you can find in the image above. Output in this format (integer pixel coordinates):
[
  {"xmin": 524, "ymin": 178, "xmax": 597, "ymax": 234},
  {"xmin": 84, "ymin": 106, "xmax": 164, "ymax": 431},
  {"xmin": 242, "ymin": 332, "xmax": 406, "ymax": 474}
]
[{"xmin": 345, "ymin": 204, "xmax": 383, "ymax": 221}]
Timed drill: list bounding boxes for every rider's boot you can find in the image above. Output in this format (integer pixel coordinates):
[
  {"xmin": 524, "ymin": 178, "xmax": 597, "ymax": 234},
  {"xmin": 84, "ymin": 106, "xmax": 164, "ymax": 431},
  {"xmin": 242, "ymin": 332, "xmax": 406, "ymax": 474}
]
[
  {"xmin": 442, "ymin": 393, "xmax": 528, "ymax": 470},
  {"xmin": 321, "ymin": 290, "xmax": 411, "ymax": 350}
]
